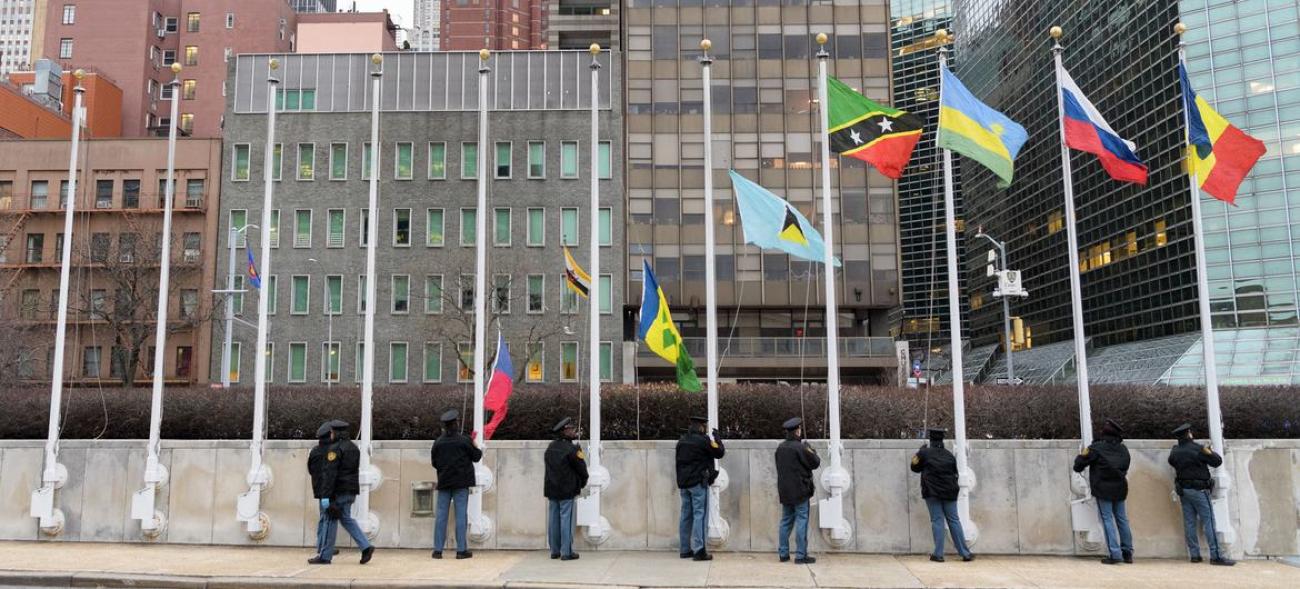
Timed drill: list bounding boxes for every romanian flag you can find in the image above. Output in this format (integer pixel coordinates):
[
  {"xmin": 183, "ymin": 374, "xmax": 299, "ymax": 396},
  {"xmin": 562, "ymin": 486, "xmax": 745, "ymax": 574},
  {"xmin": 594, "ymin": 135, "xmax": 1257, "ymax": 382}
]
[
  {"xmin": 1179, "ymin": 64, "xmax": 1266, "ymax": 205},
  {"xmin": 637, "ymin": 260, "xmax": 702, "ymax": 393},
  {"xmin": 482, "ymin": 331, "xmax": 514, "ymax": 440},
  {"xmin": 729, "ymin": 170, "xmax": 841, "ymax": 266},
  {"xmin": 826, "ymin": 75, "xmax": 922, "ymax": 179},
  {"xmin": 563, "ymin": 246, "xmax": 590, "ymax": 298},
  {"xmin": 937, "ymin": 64, "xmax": 1029, "ymax": 187},
  {"xmin": 1058, "ymin": 65, "xmax": 1148, "ymax": 185},
  {"xmin": 246, "ymin": 249, "xmax": 261, "ymax": 289}
]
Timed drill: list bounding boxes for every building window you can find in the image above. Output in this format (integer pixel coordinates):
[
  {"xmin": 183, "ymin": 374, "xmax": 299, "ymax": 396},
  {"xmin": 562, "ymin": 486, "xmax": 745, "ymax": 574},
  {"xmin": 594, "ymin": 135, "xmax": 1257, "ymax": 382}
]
[
  {"xmin": 162, "ymin": 50, "xmax": 176, "ymax": 66},
  {"xmin": 493, "ymin": 208, "xmax": 511, "ymax": 246},
  {"xmin": 95, "ymin": 180, "xmax": 112, "ymax": 208},
  {"xmin": 265, "ymin": 275, "xmax": 278, "ymax": 315},
  {"xmin": 184, "ymin": 46, "xmax": 198, "ymax": 66},
  {"xmin": 322, "ymin": 342, "xmax": 341, "ymax": 382},
  {"xmin": 561, "ymin": 342, "xmax": 578, "ymax": 382},
  {"xmin": 318, "ymin": 274, "xmax": 342, "ymax": 316},
  {"xmin": 329, "ymin": 143, "xmax": 348, "ymax": 180},
  {"xmin": 599, "ymin": 208, "xmax": 612, "ymax": 246},
  {"xmin": 185, "ymin": 179, "xmax": 204, "ymax": 207},
  {"xmin": 492, "ymin": 274, "xmax": 510, "ymax": 314},
  {"xmin": 425, "ymin": 275, "xmax": 443, "ymax": 314},
  {"xmin": 25, "ymin": 233, "xmax": 43, "ymax": 263},
  {"xmin": 393, "ymin": 208, "xmax": 411, "ymax": 246},
  {"xmin": 122, "ymin": 180, "xmax": 140, "ymax": 209},
  {"xmin": 495, "ymin": 142, "xmax": 511, "ymax": 178},
  {"xmin": 600, "ymin": 342, "xmax": 613, "ymax": 382},
  {"xmin": 353, "ymin": 342, "xmax": 364, "ymax": 382},
  {"xmin": 395, "ymin": 142, "xmax": 413, "ymax": 179},
  {"xmin": 228, "ymin": 342, "xmax": 242, "ymax": 383},
  {"xmin": 460, "ymin": 208, "xmax": 476, "ymax": 246},
  {"xmin": 387, "ymin": 342, "xmax": 408, "ymax": 383},
  {"xmin": 457, "ymin": 342, "xmax": 472, "ymax": 382},
  {"xmin": 327, "ymin": 209, "xmax": 345, "ymax": 248},
  {"xmin": 230, "ymin": 209, "xmax": 248, "ymax": 248},
  {"xmin": 527, "ymin": 274, "xmax": 544, "ymax": 313},
  {"xmin": 426, "ymin": 209, "xmax": 444, "ymax": 247},
  {"xmin": 599, "ymin": 275, "xmax": 612, "ymax": 314},
  {"xmin": 278, "ymin": 89, "xmax": 316, "ymax": 111},
  {"xmin": 561, "ymin": 207, "xmax": 578, "ymax": 246},
  {"xmin": 526, "ymin": 342, "xmax": 543, "ymax": 382},
  {"xmin": 526, "ymin": 208, "xmax": 544, "ymax": 246},
  {"xmin": 291, "ymin": 275, "xmax": 310, "ymax": 314},
  {"xmin": 561, "ymin": 141, "xmax": 578, "ymax": 178},
  {"xmin": 262, "ymin": 343, "xmax": 274, "ymax": 383},
  {"xmin": 428, "ymin": 142, "xmax": 446, "ymax": 179},
  {"xmin": 268, "ymin": 143, "xmax": 283, "ymax": 181},
  {"xmin": 59, "ymin": 39, "xmax": 73, "ymax": 59},
  {"xmin": 297, "ymin": 144, "xmax": 315, "ymax": 180},
  {"xmin": 358, "ymin": 209, "xmax": 369, "ymax": 246},
  {"xmin": 226, "ymin": 12, "xmax": 235, "ymax": 29},
  {"xmin": 232, "ymin": 144, "xmax": 251, "ymax": 181},
  {"xmin": 268, "ymin": 209, "xmax": 280, "ymax": 247},
  {"xmin": 459, "ymin": 274, "xmax": 474, "ymax": 310},
  {"xmin": 356, "ymin": 275, "xmax": 368, "ymax": 314},
  {"xmin": 164, "ymin": 16, "xmax": 178, "ymax": 33},
  {"xmin": 598, "ymin": 141, "xmax": 612, "ymax": 179},
  {"xmin": 461, "ymin": 143, "xmax": 477, "ymax": 179},
  {"xmin": 362, "ymin": 142, "xmax": 372, "ymax": 180},
  {"xmin": 62, "ymin": 5, "xmax": 75, "ymax": 25},
  {"xmin": 288, "ymin": 342, "xmax": 307, "ymax": 383},
  {"xmin": 186, "ymin": 12, "xmax": 200, "ymax": 33},
  {"xmin": 561, "ymin": 277, "xmax": 579, "ymax": 314},
  {"xmin": 294, "ymin": 209, "xmax": 311, "ymax": 247},
  {"xmin": 423, "ymin": 343, "xmax": 442, "ymax": 383},
  {"xmin": 30, "ymin": 181, "xmax": 48, "ymax": 209},
  {"xmin": 392, "ymin": 274, "xmax": 410, "ymax": 314},
  {"xmin": 179, "ymin": 114, "xmax": 194, "ymax": 133},
  {"xmin": 181, "ymin": 79, "xmax": 196, "ymax": 100},
  {"xmin": 527, "ymin": 141, "xmax": 545, "ymax": 178},
  {"xmin": 82, "ymin": 346, "xmax": 101, "ymax": 378}
]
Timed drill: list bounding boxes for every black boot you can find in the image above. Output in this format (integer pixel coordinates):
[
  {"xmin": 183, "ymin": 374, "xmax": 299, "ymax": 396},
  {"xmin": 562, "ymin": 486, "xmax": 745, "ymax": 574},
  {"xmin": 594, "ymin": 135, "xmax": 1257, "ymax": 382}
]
[
  {"xmin": 360, "ymin": 546, "xmax": 374, "ymax": 564},
  {"xmin": 692, "ymin": 549, "xmax": 713, "ymax": 561},
  {"xmin": 456, "ymin": 551, "xmax": 474, "ymax": 559},
  {"xmin": 794, "ymin": 556, "xmax": 816, "ymax": 564},
  {"xmin": 1121, "ymin": 550, "xmax": 1133, "ymax": 564},
  {"xmin": 431, "ymin": 551, "xmax": 442, "ymax": 559}
]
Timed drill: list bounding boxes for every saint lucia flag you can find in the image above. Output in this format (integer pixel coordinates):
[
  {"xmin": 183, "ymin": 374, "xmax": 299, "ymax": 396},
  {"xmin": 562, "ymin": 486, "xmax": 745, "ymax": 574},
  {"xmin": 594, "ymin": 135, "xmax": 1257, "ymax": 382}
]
[
  {"xmin": 638, "ymin": 260, "xmax": 702, "ymax": 392},
  {"xmin": 729, "ymin": 170, "xmax": 841, "ymax": 266}
]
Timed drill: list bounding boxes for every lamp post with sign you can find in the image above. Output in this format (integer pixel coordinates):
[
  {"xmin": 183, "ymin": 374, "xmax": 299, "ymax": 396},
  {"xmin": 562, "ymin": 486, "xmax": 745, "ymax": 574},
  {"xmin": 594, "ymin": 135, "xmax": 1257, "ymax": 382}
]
[{"xmin": 974, "ymin": 227, "xmax": 1027, "ymax": 385}]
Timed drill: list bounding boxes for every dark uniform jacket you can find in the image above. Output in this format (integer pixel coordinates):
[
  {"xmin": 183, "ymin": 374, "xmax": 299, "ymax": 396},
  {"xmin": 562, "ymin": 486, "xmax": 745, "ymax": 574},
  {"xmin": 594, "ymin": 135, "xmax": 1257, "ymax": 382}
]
[
  {"xmin": 544, "ymin": 437, "xmax": 590, "ymax": 500},
  {"xmin": 1168, "ymin": 438, "xmax": 1223, "ymax": 491},
  {"xmin": 307, "ymin": 439, "xmax": 339, "ymax": 499},
  {"xmin": 675, "ymin": 431, "xmax": 725, "ymax": 489},
  {"xmin": 911, "ymin": 442, "xmax": 960, "ymax": 501},
  {"xmin": 431, "ymin": 432, "xmax": 483, "ymax": 490},
  {"xmin": 1072, "ymin": 435, "xmax": 1131, "ymax": 501},
  {"xmin": 332, "ymin": 438, "xmax": 362, "ymax": 496},
  {"xmin": 775, "ymin": 436, "xmax": 821, "ymax": 506}
]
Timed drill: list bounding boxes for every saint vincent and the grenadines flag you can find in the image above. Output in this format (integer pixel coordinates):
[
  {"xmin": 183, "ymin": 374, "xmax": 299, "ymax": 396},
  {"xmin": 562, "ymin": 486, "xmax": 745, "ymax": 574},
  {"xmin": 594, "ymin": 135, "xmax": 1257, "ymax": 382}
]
[
  {"xmin": 1179, "ymin": 64, "xmax": 1266, "ymax": 205},
  {"xmin": 937, "ymin": 64, "xmax": 1029, "ymax": 187},
  {"xmin": 826, "ymin": 75, "xmax": 923, "ymax": 179},
  {"xmin": 638, "ymin": 260, "xmax": 702, "ymax": 393}
]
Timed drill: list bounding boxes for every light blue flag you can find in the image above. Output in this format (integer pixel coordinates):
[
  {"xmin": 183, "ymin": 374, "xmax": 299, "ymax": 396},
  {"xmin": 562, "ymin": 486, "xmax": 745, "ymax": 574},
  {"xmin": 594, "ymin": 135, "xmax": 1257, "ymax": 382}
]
[{"xmin": 728, "ymin": 170, "xmax": 841, "ymax": 266}]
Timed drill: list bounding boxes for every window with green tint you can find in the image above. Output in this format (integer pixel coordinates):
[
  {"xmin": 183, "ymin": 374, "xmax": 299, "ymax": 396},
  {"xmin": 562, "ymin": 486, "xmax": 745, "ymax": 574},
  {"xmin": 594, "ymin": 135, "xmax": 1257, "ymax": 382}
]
[
  {"xmin": 392, "ymin": 274, "xmax": 410, "ymax": 313},
  {"xmin": 266, "ymin": 275, "xmax": 278, "ymax": 314},
  {"xmin": 599, "ymin": 208, "xmax": 612, "ymax": 246},
  {"xmin": 599, "ymin": 274, "xmax": 612, "ymax": 314},
  {"xmin": 461, "ymin": 143, "xmax": 478, "ymax": 178},
  {"xmin": 358, "ymin": 209, "xmax": 369, "ymax": 246},
  {"xmin": 288, "ymin": 343, "xmax": 306, "ymax": 382},
  {"xmin": 291, "ymin": 275, "xmax": 309, "ymax": 314},
  {"xmin": 362, "ymin": 142, "xmax": 372, "ymax": 180},
  {"xmin": 598, "ymin": 141, "xmax": 612, "ymax": 179},
  {"xmin": 356, "ymin": 275, "xmax": 367, "ymax": 313},
  {"xmin": 354, "ymin": 342, "xmax": 364, "ymax": 382},
  {"xmin": 528, "ymin": 142, "xmax": 545, "ymax": 178},
  {"xmin": 561, "ymin": 208, "xmax": 578, "ymax": 245},
  {"xmin": 327, "ymin": 209, "xmax": 345, "ymax": 247},
  {"xmin": 271, "ymin": 143, "xmax": 282, "ymax": 181},
  {"xmin": 561, "ymin": 342, "xmax": 577, "ymax": 381},
  {"xmin": 269, "ymin": 209, "xmax": 280, "ymax": 247},
  {"xmin": 229, "ymin": 342, "xmax": 242, "ymax": 383},
  {"xmin": 330, "ymin": 143, "xmax": 347, "ymax": 179},
  {"xmin": 600, "ymin": 342, "xmax": 613, "ymax": 382},
  {"xmin": 297, "ymin": 144, "xmax": 313, "ymax": 180},
  {"xmin": 495, "ymin": 142, "xmax": 511, "ymax": 178},
  {"xmin": 233, "ymin": 144, "xmax": 250, "ymax": 181},
  {"xmin": 423, "ymin": 343, "xmax": 442, "ymax": 382},
  {"xmin": 230, "ymin": 209, "xmax": 247, "ymax": 247},
  {"xmin": 322, "ymin": 342, "xmax": 340, "ymax": 382},
  {"xmin": 494, "ymin": 208, "xmax": 511, "ymax": 246},
  {"xmin": 425, "ymin": 275, "xmax": 443, "ymax": 313},
  {"xmin": 561, "ymin": 141, "xmax": 578, "ymax": 178},
  {"xmin": 326, "ymin": 275, "xmax": 342, "ymax": 314},
  {"xmin": 460, "ymin": 208, "xmax": 476, "ymax": 246},
  {"xmin": 390, "ymin": 342, "xmax": 408, "ymax": 383},
  {"xmin": 395, "ymin": 142, "xmax": 413, "ymax": 179},
  {"xmin": 457, "ymin": 342, "xmax": 472, "ymax": 382},
  {"xmin": 527, "ymin": 274, "xmax": 544, "ymax": 313},
  {"xmin": 393, "ymin": 208, "xmax": 411, "ymax": 246},
  {"xmin": 300, "ymin": 89, "xmax": 316, "ymax": 110},
  {"xmin": 294, "ymin": 209, "xmax": 311, "ymax": 247},
  {"xmin": 561, "ymin": 282, "xmax": 578, "ymax": 314},
  {"xmin": 428, "ymin": 142, "xmax": 446, "ymax": 179},
  {"xmin": 232, "ymin": 275, "xmax": 245, "ymax": 313},
  {"xmin": 427, "ymin": 209, "xmax": 444, "ymax": 246},
  {"xmin": 527, "ymin": 208, "xmax": 544, "ymax": 246}
]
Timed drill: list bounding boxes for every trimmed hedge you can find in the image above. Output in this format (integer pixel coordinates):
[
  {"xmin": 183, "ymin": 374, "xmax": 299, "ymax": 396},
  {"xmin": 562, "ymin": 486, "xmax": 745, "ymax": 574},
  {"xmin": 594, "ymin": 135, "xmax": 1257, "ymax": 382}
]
[{"xmin": 1, "ymin": 384, "xmax": 1296, "ymax": 441}]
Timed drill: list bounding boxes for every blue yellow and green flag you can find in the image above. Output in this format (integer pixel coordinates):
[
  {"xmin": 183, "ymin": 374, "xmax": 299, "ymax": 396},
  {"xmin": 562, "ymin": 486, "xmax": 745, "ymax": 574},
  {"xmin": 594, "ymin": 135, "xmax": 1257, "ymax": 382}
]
[
  {"xmin": 637, "ymin": 260, "xmax": 702, "ymax": 392},
  {"xmin": 937, "ymin": 64, "xmax": 1028, "ymax": 187},
  {"xmin": 1179, "ymin": 64, "xmax": 1266, "ymax": 205}
]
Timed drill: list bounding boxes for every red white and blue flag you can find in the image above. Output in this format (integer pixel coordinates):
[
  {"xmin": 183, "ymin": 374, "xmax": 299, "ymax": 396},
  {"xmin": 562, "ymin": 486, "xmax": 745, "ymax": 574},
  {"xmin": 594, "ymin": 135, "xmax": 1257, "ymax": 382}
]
[
  {"xmin": 246, "ymin": 249, "xmax": 262, "ymax": 289},
  {"xmin": 1059, "ymin": 66, "xmax": 1148, "ymax": 185},
  {"xmin": 482, "ymin": 331, "xmax": 514, "ymax": 440}
]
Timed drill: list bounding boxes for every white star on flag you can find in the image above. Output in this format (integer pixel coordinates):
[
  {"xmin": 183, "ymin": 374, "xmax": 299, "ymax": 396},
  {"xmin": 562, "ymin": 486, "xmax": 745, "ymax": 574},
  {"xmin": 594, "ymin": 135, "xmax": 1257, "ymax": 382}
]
[
  {"xmin": 849, "ymin": 129, "xmax": 863, "ymax": 145},
  {"xmin": 877, "ymin": 118, "xmax": 894, "ymax": 132}
]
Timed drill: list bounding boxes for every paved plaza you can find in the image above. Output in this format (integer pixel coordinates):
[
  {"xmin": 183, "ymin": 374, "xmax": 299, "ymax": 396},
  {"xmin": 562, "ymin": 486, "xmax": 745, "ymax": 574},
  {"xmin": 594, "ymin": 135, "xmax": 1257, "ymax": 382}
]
[{"xmin": 0, "ymin": 542, "xmax": 1296, "ymax": 588}]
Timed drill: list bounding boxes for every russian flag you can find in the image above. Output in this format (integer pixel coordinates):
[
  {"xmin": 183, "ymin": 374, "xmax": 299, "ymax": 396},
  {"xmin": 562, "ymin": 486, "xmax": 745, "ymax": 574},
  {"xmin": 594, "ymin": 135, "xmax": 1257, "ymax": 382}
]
[
  {"xmin": 482, "ymin": 331, "xmax": 514, "ymax": 440},
  {"xmin": 1059, "ymin": 66, "xmax": 1148, "ymax": 185}
]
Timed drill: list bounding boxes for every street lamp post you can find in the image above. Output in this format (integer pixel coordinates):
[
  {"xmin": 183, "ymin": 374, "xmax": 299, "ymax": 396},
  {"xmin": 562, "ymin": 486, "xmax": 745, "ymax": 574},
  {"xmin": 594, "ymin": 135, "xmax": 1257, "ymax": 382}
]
[{"xmin": 973, "ymin": 228, "xmax": 1027, "ymax": 384}]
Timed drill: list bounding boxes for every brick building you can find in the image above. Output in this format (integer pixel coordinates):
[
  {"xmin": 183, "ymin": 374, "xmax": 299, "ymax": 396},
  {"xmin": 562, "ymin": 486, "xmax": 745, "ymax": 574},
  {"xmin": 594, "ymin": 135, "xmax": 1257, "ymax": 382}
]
[
  {"xmin": 8, "ymin": 66, "xmax": 124, "ymax": 138},
  {"xmin": 441, "ymin": 0, "xmax": 545, "ymax": 51}
]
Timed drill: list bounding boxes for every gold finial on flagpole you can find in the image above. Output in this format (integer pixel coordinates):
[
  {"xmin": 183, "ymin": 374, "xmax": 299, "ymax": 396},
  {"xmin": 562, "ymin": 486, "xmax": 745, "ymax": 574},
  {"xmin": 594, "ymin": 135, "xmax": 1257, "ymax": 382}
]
[
  {"xmin": 1174, "ymin": 22, "xmax": 1187, "ymax": 35},
  {"xmin": 815, "ymin": 32, "xmax": 828, "ymax": 46},
  {"xmin": 1049, "ymin": 26, "xmax": 1063, "ymax": 39},
  {"xmin": 935, "ymin": 29, "xmax": 949, "ymax": 43}
]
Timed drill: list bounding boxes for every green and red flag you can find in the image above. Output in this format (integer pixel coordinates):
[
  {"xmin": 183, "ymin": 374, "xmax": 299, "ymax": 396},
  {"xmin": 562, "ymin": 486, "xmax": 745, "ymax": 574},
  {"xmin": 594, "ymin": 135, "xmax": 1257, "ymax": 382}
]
[{"xmin": 826, "ymin": 75, "xmax": 923, "ymax": 179}]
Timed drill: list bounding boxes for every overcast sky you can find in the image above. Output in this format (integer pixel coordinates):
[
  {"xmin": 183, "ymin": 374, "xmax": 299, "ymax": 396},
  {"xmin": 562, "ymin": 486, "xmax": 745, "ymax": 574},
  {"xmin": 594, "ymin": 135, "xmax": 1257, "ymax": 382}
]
[{"xmin": 350, "ymin": 0, "xmax": 413, "ymax": 28}]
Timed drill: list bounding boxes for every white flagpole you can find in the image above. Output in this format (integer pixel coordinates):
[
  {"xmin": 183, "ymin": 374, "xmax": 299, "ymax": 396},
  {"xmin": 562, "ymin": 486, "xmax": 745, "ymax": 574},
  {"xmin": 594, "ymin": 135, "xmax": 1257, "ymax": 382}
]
[
  {"xmin": 468, "ymin": 47, "xmax": 495, "ymax": 542},
  {"xmin": 814, "ymin": 33, "xmax": 852, "ymax": 546},
  {"xmin": 699, "ymin": 37, "xmax": 730, "ymax": 547},
  {"xmin": 936, "ymin": 29, "xmax": 978, "ymax": 543},
  {"xmin": 356, "ymin": 52, "xmax": 385, "ymax": 540},
  {"xmin": 30, "ymin": 68, "xmax": 86, "ymax": 536},
  {"xmin": 1175, "ymin": 22, "xmax": 1235, "ymax": 548}
]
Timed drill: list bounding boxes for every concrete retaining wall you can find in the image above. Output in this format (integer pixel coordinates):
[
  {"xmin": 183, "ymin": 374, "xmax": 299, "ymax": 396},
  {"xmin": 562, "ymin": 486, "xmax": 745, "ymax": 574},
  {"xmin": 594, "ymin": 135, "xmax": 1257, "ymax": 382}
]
[{"xmin": 1, "ymin": 439, "xmax": 1297, "ymax": 558}]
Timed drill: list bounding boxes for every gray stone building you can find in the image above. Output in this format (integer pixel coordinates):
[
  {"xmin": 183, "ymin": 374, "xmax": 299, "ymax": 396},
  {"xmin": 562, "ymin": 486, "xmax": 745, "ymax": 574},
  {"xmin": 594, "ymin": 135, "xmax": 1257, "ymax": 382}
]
[{"xmin": 212, "ymin": 50, "xmax": 622, "ymax": 386}]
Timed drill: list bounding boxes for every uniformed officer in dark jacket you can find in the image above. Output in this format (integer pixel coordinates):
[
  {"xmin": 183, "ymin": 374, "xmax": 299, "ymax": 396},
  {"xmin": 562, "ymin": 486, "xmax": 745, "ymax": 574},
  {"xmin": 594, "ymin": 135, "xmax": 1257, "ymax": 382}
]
[
  {"xmin": 544, "ymin": 417, "xmax": 588, "ymax": 561},
  {"xmin": 911, "ymin": 428, "xmax": 973, "ymax": 562},
  {"xmin": 307, "ymin": 421, "xmax": 339, "ymax": 564},
  {"xmin": 774, "ymin": 417, "xmax": 820, "ymax": 564},
  {"xmin": 1073, "ymin": 419, "xmax": 1133, "ymax": 564},
  {"xmin": 1168, "ymin": 423, "xmax": 1234, "ymax": 566},
  {"xmin": 675, "ymin": 415, "xmax": 724, "ymax": 561},
  {"xmin": 314, "ymin": 420, "xmax": 375, "ymax": 565},
  {"xmin": 431, "ymin": 409, "xmax": 483, "ymax": 559}
]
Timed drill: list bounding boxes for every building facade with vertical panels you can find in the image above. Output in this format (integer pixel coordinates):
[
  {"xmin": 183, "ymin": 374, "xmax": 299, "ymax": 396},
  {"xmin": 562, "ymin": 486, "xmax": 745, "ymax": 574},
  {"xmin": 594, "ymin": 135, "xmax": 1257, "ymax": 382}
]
[
  {"xmin": 214, "ymin": 50, "xmax": 622, "ymax": 387},
  {"xmin": 622, "ymin": 0, "xmax": 900, "ymax": 383},
  {"xmin": 0, "ymin": 0, "xmax": 46, "ymax": 76}
]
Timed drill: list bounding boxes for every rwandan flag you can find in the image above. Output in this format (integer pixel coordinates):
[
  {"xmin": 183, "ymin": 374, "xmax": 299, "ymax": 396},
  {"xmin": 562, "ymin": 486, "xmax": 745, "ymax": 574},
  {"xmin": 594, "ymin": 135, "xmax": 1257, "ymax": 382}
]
[
  {"xmin": 937, "ymin": 64, "xmax": 1028, "ymax": 187},
  {"xmin": 246, "ymin": 249, "xmax": 261, "ymax": 289},
  {"xmin": 729, "ymin": 170, "xmax": 841, "ymax": 266},
  {"xmin": 483, "ymin": 331, "xmax": 514, "ymax": 440},
  {"xmin": 638, "ymin": 260, "xmax": 702, "ymax": 392},
  {"xmin": 826, "ymin": 75, "xmax": 922, "ymax": 179},
  {"xmin": 1179, "ymin": 64, "xmax": 1266, "ymax": 205}
]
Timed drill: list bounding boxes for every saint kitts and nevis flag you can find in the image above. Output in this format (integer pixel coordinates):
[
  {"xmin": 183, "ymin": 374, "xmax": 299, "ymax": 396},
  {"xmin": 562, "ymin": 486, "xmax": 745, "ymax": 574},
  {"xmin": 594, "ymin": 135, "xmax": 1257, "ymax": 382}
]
[
  {"xmin": 1179, "ymin": 64, "xmax": 1267, "ymax": 205},
  {"xmin": 637, "ymin": 260, "xmax": 702, "ymax": 393},
  {"xmin": 825, "ymin": 75, "xmax": 924, "ymax": 179}
]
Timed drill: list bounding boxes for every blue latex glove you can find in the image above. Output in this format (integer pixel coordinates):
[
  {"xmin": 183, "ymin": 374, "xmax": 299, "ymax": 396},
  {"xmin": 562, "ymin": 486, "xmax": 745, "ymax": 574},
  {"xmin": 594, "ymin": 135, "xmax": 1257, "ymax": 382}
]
[{"xmin": 320, "ymin": 498, "xmax": 330, "ymax": 509}]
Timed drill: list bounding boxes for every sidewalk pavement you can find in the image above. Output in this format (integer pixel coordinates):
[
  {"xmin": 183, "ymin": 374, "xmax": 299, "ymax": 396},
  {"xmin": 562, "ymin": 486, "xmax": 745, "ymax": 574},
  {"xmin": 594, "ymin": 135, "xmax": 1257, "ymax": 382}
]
[{"xmin": 0, "ymin": 542, "xmax": 1296, "ymax": 589}]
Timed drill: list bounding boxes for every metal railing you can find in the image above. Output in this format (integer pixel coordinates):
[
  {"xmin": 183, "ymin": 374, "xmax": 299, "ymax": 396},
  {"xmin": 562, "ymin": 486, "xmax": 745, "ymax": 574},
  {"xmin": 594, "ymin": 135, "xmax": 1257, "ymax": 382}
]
[{"xmin": 637, "ymin": 337, "xmax": 895, "ymax": 358}]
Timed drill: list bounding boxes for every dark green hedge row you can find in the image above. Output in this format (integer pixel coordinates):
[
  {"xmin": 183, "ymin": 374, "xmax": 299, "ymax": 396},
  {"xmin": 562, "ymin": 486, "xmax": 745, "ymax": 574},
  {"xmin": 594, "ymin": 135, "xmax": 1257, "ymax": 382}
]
[{"xmin": 1, "ymin": 384, "xmax": 1296, "ymax": 441}]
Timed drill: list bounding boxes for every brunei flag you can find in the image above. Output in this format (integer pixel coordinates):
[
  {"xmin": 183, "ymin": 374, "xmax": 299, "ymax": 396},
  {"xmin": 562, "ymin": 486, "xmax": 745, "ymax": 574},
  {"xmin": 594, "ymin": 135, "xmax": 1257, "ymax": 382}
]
[
  {"xmin": 638, "ymin": 260, "xmax": 702, "ymax": 393},
  {"xmin": 563, "ymin": 246, "xmax": 590, "ymax": 298},
  {"xmin": 1179, "ymin": 64, "xmax": 1266, "ymax": 205},
  {"xmin": 826, "ymin": 75, "xmax": 923, "ymax": 179}
]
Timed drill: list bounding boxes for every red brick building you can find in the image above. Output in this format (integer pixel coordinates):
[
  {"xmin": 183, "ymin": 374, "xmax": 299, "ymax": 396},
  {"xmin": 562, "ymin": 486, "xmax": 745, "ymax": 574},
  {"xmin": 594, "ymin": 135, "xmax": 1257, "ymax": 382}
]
[{"xmin": 441, "ymin": 0, "xmax": 546, "ymax": 51}]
